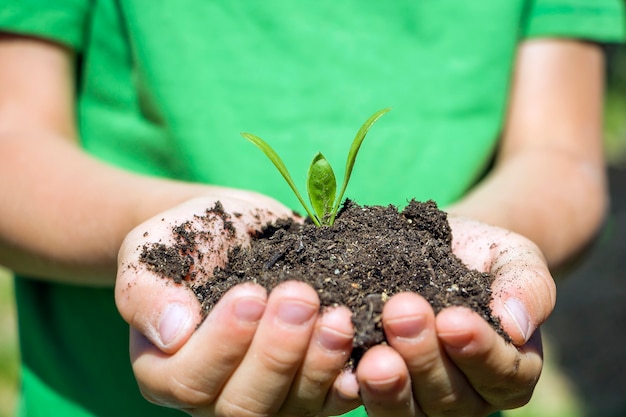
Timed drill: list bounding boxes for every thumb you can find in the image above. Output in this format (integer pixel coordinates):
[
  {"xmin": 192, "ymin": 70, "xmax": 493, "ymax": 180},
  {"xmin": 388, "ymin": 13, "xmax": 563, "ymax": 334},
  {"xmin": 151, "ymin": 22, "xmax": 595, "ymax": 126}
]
[
  {"xmin": 489, "ymin": 236, "xmax": 556, "ymax": 345},
  {"xmin": 115, "ymin": 224, "xmax": 202, "ymax": 353},
  {"xmin": 448, "ymin": 216, "xmax": 556, "ymax": 346},
  {"xmin": 115, "ymin": 195, "xmax": 296, "ymax": 352},
  {"xmin": 115, "ymin": 198, "xmax": 245, "ymax": 353}
]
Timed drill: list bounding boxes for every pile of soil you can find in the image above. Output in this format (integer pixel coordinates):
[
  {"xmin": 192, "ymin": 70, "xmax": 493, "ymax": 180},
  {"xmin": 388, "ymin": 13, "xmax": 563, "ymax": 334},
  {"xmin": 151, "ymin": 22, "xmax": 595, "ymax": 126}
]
[{"xmin": 140, "ymin": 199, "xmax": 508, "ymax": 365}]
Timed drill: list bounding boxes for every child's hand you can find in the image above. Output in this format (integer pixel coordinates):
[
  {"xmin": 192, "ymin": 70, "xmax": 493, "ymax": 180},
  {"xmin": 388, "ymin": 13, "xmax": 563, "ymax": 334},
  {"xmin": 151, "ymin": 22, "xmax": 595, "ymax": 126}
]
[
  {"xmin": 347, "ymin": 216, "xmax": 554, "ymax": 417},
  {"xmin": 115, "ymin": 195, "xmax": 359, "ymax": 417}
]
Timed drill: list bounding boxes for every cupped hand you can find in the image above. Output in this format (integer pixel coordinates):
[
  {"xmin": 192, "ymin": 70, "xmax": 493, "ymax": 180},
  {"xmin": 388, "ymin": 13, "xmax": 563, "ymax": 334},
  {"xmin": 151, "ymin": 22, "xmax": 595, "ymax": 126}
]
[
  {"xmin": 345, "ymin": 216, "xmax": 555, "ymax": 417},
  {"xmin": 115, "ymin": 194, "xmax": 359, "ymax": 416}
]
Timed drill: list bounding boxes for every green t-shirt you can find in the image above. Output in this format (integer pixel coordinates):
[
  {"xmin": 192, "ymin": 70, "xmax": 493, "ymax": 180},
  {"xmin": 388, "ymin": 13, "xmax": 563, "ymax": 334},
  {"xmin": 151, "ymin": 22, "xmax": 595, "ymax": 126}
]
[{"xmin": 1, "ymin": 1, "xmax": 624, "ymax": 416}]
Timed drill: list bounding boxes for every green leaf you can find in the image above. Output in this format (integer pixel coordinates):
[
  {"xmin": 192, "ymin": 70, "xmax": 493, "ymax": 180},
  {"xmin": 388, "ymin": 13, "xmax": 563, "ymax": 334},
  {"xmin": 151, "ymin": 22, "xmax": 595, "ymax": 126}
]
[
  {"xmin": 307, "ymin": 153, "xmax": 337, "ymax": 225},
  {"xmin": 330, "ymin": 107, "xmax": 391, "ymax": 223},
  {"xmin": 241, "ymin": 132, "xmax": 320, "ymax": 226}
]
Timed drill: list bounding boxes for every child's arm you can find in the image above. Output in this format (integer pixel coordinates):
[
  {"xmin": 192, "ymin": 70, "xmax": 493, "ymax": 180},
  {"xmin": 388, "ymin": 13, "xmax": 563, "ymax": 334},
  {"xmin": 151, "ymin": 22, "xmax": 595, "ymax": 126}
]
[
  {"xmin": 447, "ymin": 38, "xmax": 608, "ymax": 270},
  {"xmin": 0, "ymin": 33, "xmax": 291, "ymax": 285}
]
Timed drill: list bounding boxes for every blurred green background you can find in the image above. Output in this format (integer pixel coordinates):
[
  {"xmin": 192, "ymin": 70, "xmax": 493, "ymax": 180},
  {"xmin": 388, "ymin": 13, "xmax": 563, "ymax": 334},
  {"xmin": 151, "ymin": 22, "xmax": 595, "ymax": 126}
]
[
  {"xmin": 0, "ymin": 44, "xmax": 625, "ymax": 417},
  {"xmin": 0, "ymin": 266, "xmax": 18, "ymax": 417},
  {"xmin": 604, "ymin": 45, "xmax": 626, "ymax": 168}
]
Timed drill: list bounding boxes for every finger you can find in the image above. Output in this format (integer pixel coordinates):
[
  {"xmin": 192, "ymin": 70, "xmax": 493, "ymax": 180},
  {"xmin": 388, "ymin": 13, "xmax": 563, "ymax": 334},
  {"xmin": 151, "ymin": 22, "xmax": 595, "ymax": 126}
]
[
  {"xmin": 489, "ymin": 241, "xmax": 555, "ymax": 344},
  {"xmin": 116, "ymin": 244, "xmax": 201, "ymax": 353},
  {"xmin": 448, "ymin": 217, "xmax": 556, "ymax": 345},
  {"xmin": 325, "ymin": 371, "xmax": 362, "ymax": 415},
  {"xmin": 279, "ymin": 305, "xmax": 356, "ymax": 416},
  {"xmin": 116, "ymin": 199, "xmax": 247, "ymax": 352},
  {"xmin": 130, "ymin": 283, "xmax": 268, "ymax": 409},
  {"xmin": 383, "ymin": 293, "xmax": 488, "ymax": 417},
  {"xmin": 357, "ymin": 345, "xmax": 418, "ymax": 417},
  {"xmin": 116, "ymin": 196, "xmax": 289, "ymax": 352},
  {"xmin": 214, "ymin": 281, "xmax": 320, "ymax": 417},
  {"xmin": 437, "ymin": 306, "xmax": 543, "ymax": 410}
]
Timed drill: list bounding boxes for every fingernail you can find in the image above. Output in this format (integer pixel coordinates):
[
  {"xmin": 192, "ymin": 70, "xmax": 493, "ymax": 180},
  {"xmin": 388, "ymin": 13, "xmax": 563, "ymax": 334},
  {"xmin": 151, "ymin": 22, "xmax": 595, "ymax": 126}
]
[
  {"xmin": 504, "ymin": 298, "xmax": 531, "ymax": 341},
  {"xmin": 440, "ymin": 329, "xmax": 472, "ymax": 349},
  {"xmin": 319, "ymin": 326, "xmax": 352, "ymax": 351},
  {"xmin": 234, "ymin": 297, "xmax": 266, "ymax": 322},
  {"xmin": 336, "ymin": 371, "xmax": 360, "ymax": 400},
  {"xmin": 159, "ymin": 303, "xmax": 192, "ymax": 347},
  {"xmin": 317, "ymin": 308, "xmax": 353, "ymax": 351},
  {"xmin": 277, "ymin": 301, "xmax": 316, "ymax": 326},
  {"xmin": 438, "ymin": 309, "xmax": 473, "ymax": 349},
  {"xmin": 387, "ymin": 314, "xmax": 427, "ymax": 341},
  {"xmin": 364, "ymin": 376, "xmax": 401, "ymax": 393}
]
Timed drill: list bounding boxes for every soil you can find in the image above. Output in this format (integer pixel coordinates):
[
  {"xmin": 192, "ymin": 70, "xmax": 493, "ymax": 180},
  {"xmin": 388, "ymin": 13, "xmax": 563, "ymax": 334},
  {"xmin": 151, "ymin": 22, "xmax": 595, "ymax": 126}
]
[{"xmin": 139, "ymin": 199, "xmax": 509, "ymax": 365}]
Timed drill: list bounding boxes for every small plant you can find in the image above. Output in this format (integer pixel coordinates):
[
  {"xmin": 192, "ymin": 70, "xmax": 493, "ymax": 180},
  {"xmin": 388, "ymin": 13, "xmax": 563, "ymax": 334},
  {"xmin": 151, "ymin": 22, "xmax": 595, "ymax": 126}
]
[{"xmin": 241, "ymin": 108, "xmax": 390, "ymax": 226}]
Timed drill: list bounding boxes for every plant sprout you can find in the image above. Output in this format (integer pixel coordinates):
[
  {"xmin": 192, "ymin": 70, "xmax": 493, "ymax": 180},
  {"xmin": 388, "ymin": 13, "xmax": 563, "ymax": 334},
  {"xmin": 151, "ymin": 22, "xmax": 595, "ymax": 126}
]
[{"xmin": 241, "ymin": 107, "xmax": 390, "ymax": 226}]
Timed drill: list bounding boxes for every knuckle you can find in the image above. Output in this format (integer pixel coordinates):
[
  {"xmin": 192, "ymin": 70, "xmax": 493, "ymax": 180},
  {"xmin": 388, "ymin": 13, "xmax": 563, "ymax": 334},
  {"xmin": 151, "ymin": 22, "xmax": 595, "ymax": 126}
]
[
  {"xmin": 166, "ymin": 374, "xmax": 215, "ymax": 407},
  {"xmin": 134, "ymin": 375, "xmax": 214, "ymax": 409},
  {"xmin": 420, "ymin": 392, "xmax": 460, "ymax": 416},
  {"xmin": 299, "ymin": 365, "xmax": 337, "ymax": 389},
  {"xmin": 475, "ymin": 357, "xmax": 539, "ymax": 410},
  {"xmin": 405, "ymin": 348, "xmax": 441, "ymax": 374},
  {"xmin": 258, "ymin": 345, "xmax": 302, "ymax": 373},
  {"xmin": 483, "ymin": 375, "xmax": 537, "ymax": 409},
  {"xmin": 216, "ymin": 395, "xmax": 274, "ymax": 417}
]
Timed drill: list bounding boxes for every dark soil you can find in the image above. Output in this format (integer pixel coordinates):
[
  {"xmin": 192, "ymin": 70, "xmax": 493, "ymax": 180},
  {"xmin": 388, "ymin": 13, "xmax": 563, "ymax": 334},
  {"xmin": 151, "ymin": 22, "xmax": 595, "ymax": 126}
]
[{"xmin": 139, "ymin": 199, "xmax": 508, "ymax": 365}]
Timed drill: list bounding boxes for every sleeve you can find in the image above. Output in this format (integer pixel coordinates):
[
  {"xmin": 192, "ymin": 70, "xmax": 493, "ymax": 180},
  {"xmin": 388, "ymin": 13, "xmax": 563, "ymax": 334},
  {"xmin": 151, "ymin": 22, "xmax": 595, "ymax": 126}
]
[
  {"xmin": 0, "ymin": 0, "xmax": 92, "ymax": 51},
  {"xmin": 522, "ymin": 0, "xmax": 625, "ymax": 43}
]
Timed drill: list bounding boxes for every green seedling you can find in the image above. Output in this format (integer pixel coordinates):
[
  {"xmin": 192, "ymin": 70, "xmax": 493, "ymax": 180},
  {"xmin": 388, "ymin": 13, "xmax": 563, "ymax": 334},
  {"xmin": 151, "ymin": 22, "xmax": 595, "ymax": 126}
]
[{"xmin": 241, "ymin": 107, "xmax": 390, "ymax": 226}]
